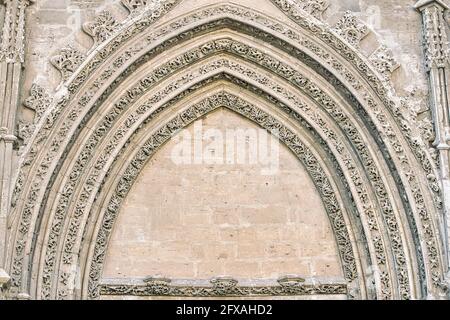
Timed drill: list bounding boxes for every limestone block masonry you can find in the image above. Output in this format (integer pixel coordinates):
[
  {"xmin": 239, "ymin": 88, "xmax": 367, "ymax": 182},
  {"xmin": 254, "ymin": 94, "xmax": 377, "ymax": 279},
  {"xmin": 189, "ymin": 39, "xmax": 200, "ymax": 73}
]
[{"xmin": 0, "ymin": 0, "xmax": 449, "ymax": 300}]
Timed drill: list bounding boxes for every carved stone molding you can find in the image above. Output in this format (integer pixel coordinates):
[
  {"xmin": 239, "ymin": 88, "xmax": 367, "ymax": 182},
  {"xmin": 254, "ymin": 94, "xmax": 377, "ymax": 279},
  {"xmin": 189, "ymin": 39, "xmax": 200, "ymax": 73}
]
[
  {"xmin": 17, "ymin": 84, "xmax": 53, "ymax": 150},
  {"xmin": 43, "ymin": 25, "xmax": 432, "ymax": 298},
  {"xmin": 333, "ymin": 11, "xmax": 369, "ymax": 47},
  {"xmin": 59, "ymin": 61, "xmax": 380, "ymax": 297},
  {"xmin": 35, "ymin": 39, "xmax": 434, "ymax": 298},
  {"xmin": 99, "ymin": 277, "xmax": 348, "ymax": 297},
  {"xmin": 64, "ymin": 48, "xmax": 412, "ymax": 299},
  {"xmin": 52, "ymin": 59, "xmax": 377, "ymax": 298},
  {"xmin": 34, "ymin": 36, "xmax": 428, "ymax": 299}
]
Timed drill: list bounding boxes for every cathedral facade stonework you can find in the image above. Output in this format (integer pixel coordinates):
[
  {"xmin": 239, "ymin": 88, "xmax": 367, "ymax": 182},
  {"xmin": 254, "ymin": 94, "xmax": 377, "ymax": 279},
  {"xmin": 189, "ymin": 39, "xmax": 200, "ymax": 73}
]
[{"xmin": 0, "ymin": 0, "xmax": 450, "ymax": 300}]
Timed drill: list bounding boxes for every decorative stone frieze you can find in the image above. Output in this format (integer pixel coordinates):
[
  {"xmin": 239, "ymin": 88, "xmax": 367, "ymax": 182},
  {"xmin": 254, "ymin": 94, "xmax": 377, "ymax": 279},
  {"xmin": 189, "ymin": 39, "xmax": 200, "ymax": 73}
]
[{"xmin": 99, "ymin": 277, "xmax": 348, "ymax": 297}]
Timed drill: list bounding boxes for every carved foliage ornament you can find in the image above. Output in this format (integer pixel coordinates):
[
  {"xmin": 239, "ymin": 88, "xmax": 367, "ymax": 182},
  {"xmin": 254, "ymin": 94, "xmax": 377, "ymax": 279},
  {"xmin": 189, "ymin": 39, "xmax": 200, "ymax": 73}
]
[
  {"xmin": 23, "ymin": 84, "xmax": 53, "ymax": 123},
  {"xmin": 399, "ymin": 94, "xmax": 436, "ymax": 146},
  {"xmin": 17, "ymin": 121, "xmax": 35, "ymax": 146},
  {"xmin": 333, "ymin": 11, "xmax": 369, "ymax": 47},
  {"xmin": 83, "ymin": 11, "xmax": 119, "ymax": 45},
  {"xmin": 288, "ymin": 0, "xmax": 329, "ymax": 20},
  {"xmin": 369, "ymin": 45, "xmax": 400, "ymax": 81},
  {"xmin": 50, "ymin": 47, "xmax": 86, "ymax": 83},
  {"xmin": 17, "ymin": 84, "xmax": 53, "ymax": 149}
]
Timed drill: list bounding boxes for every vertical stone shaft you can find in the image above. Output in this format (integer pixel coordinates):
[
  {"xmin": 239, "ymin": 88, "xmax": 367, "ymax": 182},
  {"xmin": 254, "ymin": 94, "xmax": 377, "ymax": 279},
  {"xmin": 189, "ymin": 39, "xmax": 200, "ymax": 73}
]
[
  {"xmin": 416, "ymin": 0, "xmax": 450, "ymax": 279},
  {"xmin": 0, "ymin": 0, "xmax": 33, "ymax": 286}
]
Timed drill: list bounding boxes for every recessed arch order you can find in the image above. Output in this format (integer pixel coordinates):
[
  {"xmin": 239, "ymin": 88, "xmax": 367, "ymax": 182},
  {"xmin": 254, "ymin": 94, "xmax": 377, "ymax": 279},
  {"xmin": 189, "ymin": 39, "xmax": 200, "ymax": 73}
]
[{"xmin": 6, "ymin": 2, "xmax": 447, "ymax": 300}]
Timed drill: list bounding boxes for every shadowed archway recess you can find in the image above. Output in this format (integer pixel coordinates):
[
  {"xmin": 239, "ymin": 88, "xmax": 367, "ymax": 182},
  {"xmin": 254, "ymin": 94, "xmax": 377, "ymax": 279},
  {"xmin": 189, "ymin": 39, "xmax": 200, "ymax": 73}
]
[{"xmin": 5, "ymin": 1, "xmax": 447, "ymax": 300}]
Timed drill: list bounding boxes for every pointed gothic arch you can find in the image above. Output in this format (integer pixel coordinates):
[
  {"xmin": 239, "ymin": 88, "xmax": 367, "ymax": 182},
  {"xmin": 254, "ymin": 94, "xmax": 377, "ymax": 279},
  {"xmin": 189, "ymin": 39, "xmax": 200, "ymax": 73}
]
[{"xmin": 3, "ymin": 1, "xmax": 448, "ymax": 300}]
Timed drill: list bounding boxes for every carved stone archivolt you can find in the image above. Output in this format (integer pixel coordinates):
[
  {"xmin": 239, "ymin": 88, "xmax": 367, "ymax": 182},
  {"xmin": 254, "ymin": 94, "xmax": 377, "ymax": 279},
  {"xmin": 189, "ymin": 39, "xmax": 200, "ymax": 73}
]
[
  {"xmin": 73, "ymin": 47, "xmax": 405, "ymax": 299},
  {"xmin": 4, "ymin": 1, "xmax": 447, "ymax": 301},
  {"xmin": 12, "ymin": 9, "xmax": 424, "ymax": 300},
  {"xmin": 0, "ymin": 269, "xmax": 11, "ymax": 299}
]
